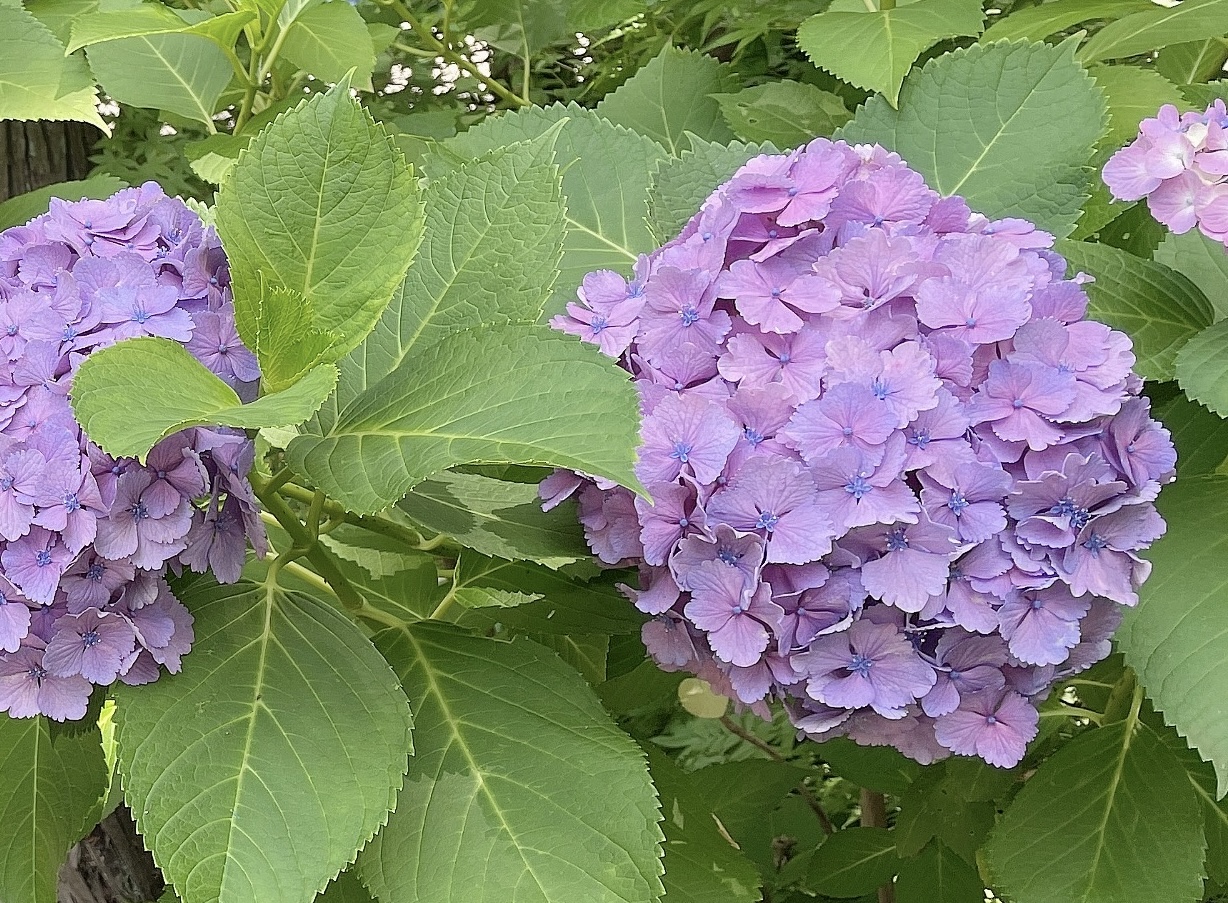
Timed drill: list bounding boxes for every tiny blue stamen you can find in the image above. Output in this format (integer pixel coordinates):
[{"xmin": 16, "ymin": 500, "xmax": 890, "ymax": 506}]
[
  {"xmin": 885, "ymin": 527, "xmax": 909, "ymax": 552},
  {"xmin": 754, "ymin": 511, "xmax": 780, "ymax": 531},
  {"xmin": 845, "ymin": 475, "xmax": 873, "ymax": 499}
]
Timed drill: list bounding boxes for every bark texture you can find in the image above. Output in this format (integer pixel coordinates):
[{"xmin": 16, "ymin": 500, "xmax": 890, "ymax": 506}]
[
  {"xmin": 0, "ymin": 118, "xmax": 164, "ymax": 903},
  {"xmin": 0, "ymin": 120, "xmax": 95, "ymax": 202}
]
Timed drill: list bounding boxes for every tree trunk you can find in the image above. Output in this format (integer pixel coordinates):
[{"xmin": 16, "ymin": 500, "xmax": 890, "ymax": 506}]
[
  {"xmin": 0, "ymin": 118, "xmax": 164, "ymax": 903},
  {"xmin": 57, "ymin": 807, "xmax": 165, "ymax": 903},
  {"xmin": 0, "ymin": 119, "xmax": 95, "ymax": 202}
]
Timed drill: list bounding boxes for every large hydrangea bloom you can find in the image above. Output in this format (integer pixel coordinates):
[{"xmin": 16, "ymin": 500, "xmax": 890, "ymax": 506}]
[
  {"xmin": 0, "ymin": 183, "xmax": 264, "ymax": 721},
  {"xmin": 1104, "ymin": 100, "xmax": 1228, "ymax": 244},
  {"xmin": 545, "ymin": 140, "xmax": 1175, "ymax": 768}
]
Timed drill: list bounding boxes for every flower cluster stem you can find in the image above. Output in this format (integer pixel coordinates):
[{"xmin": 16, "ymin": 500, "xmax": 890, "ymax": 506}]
[
  {"xmin": 719, "ymin": 716, "xmax": 835, "ymax": 834},
  {"xmin": 252, "ymin": 476, "xmax": 364, "ymax": 612},
  {"xmin": 859, "ymin": 789, "xmax": 895, "ymax": 903}
]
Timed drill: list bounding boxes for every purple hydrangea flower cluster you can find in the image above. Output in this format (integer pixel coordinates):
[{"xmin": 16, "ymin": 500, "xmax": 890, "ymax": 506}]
[
  {"xmin": 0, "ymin": 183, "xmax": 265, "ymax": 721},
  {"xmin": 545, "ymin": 140, "xmax": 1175, "ymax": 768},
  {"xmin": 1103, "ymin": 101, "xmax": 1228, "ymax": 244}
]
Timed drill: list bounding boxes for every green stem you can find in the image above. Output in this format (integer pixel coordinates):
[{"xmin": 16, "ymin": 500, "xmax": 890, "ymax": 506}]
[
  {"xmin": 277, "ymin": 482, "xmax": 457, "ymax": 553},
  {"xmin": 878, "ymin": 0, "xmax": 896, "ymax": 8},
  {"xmin": 281, "ymin": 560, "xmax": 411, "ymax": 631},
  {"xmin": 1042, "ymin": 706, "xmax": 1103, "ymax": 724},
  {"xmin": 233, "ymin": 44, "xmax": 263, "ymax": 132},
  {"xmin": 719, "ymin": 716, "xmax": 834, "ymax": 834},
  {"xmin": 253, "ymin": 477, "xmax": 364, "ymax": 612},
  {"xmin": 429, "ymin": 583, "xmax": 459, "ymax": 621},
  {"xmin": 382, "ymin": 0, "xmax": 529, "ymax": 107}
]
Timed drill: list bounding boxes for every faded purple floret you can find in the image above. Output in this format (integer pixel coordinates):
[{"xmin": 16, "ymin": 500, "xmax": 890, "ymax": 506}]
[
  {"xmin": 0, "ymin": 183, "xmax": 267, "ymax": 719},
  {"xmin": 548, "ymin": 136, "xmax": 1174, "ymax": 767}
]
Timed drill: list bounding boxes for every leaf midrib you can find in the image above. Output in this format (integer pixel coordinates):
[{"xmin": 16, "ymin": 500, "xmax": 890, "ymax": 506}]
[{"xmin": 403, "ymin": 628, "xmax": 552, "ymax": 899}]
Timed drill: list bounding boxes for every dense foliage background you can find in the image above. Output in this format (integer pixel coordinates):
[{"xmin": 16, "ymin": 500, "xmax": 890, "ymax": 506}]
[{"xmin": 4, "ymin": 0, "xmax": 1228, "ymax": 902}]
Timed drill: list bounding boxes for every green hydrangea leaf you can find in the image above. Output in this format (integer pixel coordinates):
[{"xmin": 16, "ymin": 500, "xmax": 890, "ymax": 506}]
[
  {"xmin": 315, "ymin": 870, "xmax": 375, "ymax": 903},
  {"xmin": 895, "ymin": 841, "xmax": 984, "ymax": 903},
  {"xmin": 1159, "ymin": 395, "xmax": 1228, "ymax": 477},
  {"xmin": 358, "ymin": 624, "xmax": 665, "ymax": 903},
  {"xmin": 0, "ymin": 175, "xmax": 128, "ymax": 232},
  {"xmin": 1155, "ymin": 229, "xmax": 1228, "ymax": 321},
  {"xmin": 984, "ymin": 718, "xmax": 1206, "ymax": 903},
  {"xmin": 647, "ymin": 749, "xmax": 761, "ymax": 903},
  {"xmin": 398, "ymin": 471, "xmax": 590, "ymax": 569},
  {"xmin": 596, "ymin": 45, "xmax": 738, "ymax": 153},
  {"xmin": 467, "ymin": 0, "xmax": 570, "ymax": 57},
  {"xmin": 1057, "ymin": 241, "xmax": 1214, "ymax": 381},
  {"xmin": 115, "ymin": 580, "xmax": 413, "ymax": 903},
  {"xmin": 71, "ymin": 336, "xmax": 337, "ymax": 460},
  {"xmin": 807, "ymin": 827, "xmax": 900, "ymax": 898},
  {"xmin": 453, "ymin": 553, "xmax": 647, "ymax": 637},
  {"xmin": 444, "ymin": 102, "xmax": 666, "ymax": 316},
  {"xmin": 0, "ymin": 4, "xmax": 107, "ymax": 130},
  {"xmin": 1118, "ymin": 475, "xmax": 1228, "ymax": 796},
  {"xmin": 249, "ymin": 287, "xmax": 342, "ymax": 394},
  {"xmin": 798, "ymin": 0, "xmax": 986, "ymax": 106},
  {"xmin": 1156, "ymin": 38, "xmax": 1228, "ymax": 84},
  {"xmin": 1177, "ymin": 320, "xmax": 1228, "ymax": 416},
  {"xmin": 712, "ymin": 80, "xmax": 851, "ymax": 147},
  {"xmin": 308, "ymin": 131, "xmax": 565, "ymax": 437},
  {"xmin": 980, "ymin": 0, "xmax": 1152, "ymax": 43},
  {"xmin": 648, "ymin": 135, "xmax": 778, "ymax": 243},
  {"xmin": 85, "ymin": 33, "xmax": 232, "ymax": 126},
  {"xmin": 216, "ymin": 80, "xmax": 425, "ymax": 365},
  {"xmin": 0, "ymin": 718, "xmax": 109, "ymax": 903},
  {"xmin": 281, "ymin": 1, "xmax": 376, "ymax": 90},
  {"xmin": 66, "ymin": 5, "xmax": 254, "ymax": 53},
  {"xmin": 1079, "ymin": 0, "xmax": 1228, "ymax": 63},
  {"xmin": 842, "ymin": 39, "xmax": 1107, "ymax": 239},
  {"xmin": 287, "ymin": 325, "xmax": 642, "ymax": 515}
]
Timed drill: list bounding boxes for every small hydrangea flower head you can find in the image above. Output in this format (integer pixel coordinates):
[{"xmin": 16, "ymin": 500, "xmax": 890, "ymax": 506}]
[
  {"xmin": 0, "ymin": 184, "xmax": 266, "ymax": 720},
  {"xmin": 548, "ymin": 137, "xmax": 1174, "ymax": 767},
  {"xmin": 1105, "ymin": 100, "xmax": 1228, "ymax": 247}
]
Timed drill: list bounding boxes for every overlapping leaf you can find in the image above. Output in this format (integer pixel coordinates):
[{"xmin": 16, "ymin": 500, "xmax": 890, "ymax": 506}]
[
  {"xmin": 985, "ymin": 719, "xmax": 1206, "ymax": 903},
  {"xmin": 1155, "ymin": 230, "xmax": 1228, "ymax": 321},
  {"xmin": 358, "ymin": 624, "xmax": 665, "ymax": 903},
  {"xmin": 115, "ymin": 580, "xmax": 413, "ymax": 903},
  {"xmin": 309, "ymin": 132, "xmax": 565, "ymax": 436},
  {"xmin": 648, "ymin": 135, "xmax": 777, "ymax": 243},
  {"xmin": 453, "ymin": 553, "xmax": 646, "ymax": 636},
  {"xmin": 0, "ymin": 4, "xmax": 106, "ymax": 130},
  {"xmin": 0, "ymin": 718, "xmax": 108, "ymax": 903},
  {"xmin": 444, "ymin": 103, "xmax": 666, "ymax": 315},
  {"xmin": 66, "ymin": 5, "xmax": 253, "ymax": 53},
  {"xmin": 712, "ymin": 80, "xmax": 851, "ymax": 147},
  {"xmin": 1079, "ymin": 0, "xmax": 1228, "ymax": 63},
  {"xmin": 981, "ymin": 0, "xmax": 1152, "ymax": 43},
  {"xmin": 842, "ymin": 39, "xmax": 1107, "ymax": 239},
  {"xmin": 596, "ymin": 45, "xmax": 738, "ymax": 153},
  {"xmin": 798, "ymin": 0, "xmax": 986, "ymax": 106},
  {"xmin": 1058, "ymin": 241, "xmax": 1214, "ymax": 380},
  {"xmin": 70, "ymin": 337, "xmax": 337, "ymax": 460},
  {"xmin": 647, "ymin": 750, "xmax": 761, "ymax": 903},
  {"xmin": 216, "ymin": 82, "xmax": 425, "ymax": 368},
  {"xmin": 86, "ymin": 33, "xmax": 232, "ymax": 126},
  {"xmin": 281, "ymin": 1, "xmax": 376, "ymax": 90},
  {"xmin": 287, "ymin": 326, "xmax": 642, "ymax": 514},
  {"xmin": 398, "ymin": 471, "xmax": 590, "ymax": 568},
  {"xmin": 1117, "ymin": 476, "xmax": 1228, "ymax": 794},
  {"xmin": 1177, "ymin": 321, "xmax": 1228, "ymax": 416}
]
